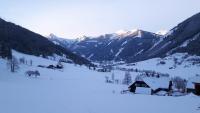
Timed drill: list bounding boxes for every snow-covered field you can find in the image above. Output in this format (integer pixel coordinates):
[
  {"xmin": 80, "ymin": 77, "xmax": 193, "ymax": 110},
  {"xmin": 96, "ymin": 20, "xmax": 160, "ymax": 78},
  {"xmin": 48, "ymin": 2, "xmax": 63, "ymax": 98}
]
[{"xmin": 0, "ymin": 51, "xmax": 200, "ymax": 113}]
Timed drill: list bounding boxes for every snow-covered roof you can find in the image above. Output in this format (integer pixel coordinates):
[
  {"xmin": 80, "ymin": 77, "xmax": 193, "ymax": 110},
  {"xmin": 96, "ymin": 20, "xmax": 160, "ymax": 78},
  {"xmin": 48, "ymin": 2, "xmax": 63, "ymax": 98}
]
[
  {"xmin": 143, "ymin": 77, "xmax": 170, "ymax": 90},
  {"xmin": 186, "ymin": 82, "xmax": 194, "ymax": 89}
]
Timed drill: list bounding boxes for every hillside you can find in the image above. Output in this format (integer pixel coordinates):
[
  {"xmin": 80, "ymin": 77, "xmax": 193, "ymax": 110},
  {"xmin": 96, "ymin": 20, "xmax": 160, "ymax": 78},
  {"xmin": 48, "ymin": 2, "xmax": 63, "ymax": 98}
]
[
  {"xmin": 0, "ymin": 18, "xmax": 91, "ymax": 65},
  {"xmin": 140, "ymin": 12, "xmax": 200, "ymax": 60}
]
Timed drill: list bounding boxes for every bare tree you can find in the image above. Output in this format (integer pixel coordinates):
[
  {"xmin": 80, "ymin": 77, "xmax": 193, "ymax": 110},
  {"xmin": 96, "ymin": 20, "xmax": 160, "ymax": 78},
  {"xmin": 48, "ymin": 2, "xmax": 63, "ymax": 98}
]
[
  {"xmin": 56, "ymin": 59, "xmax": 64, "ymax": 69},
  {"xmin": 30, "ymin": 60, "xmax": 33, "ymax": 66},
  {"xmin": 173, "ymin": 58, "xmax": 178, "ymax": 68},
  {"xmin": 135, "ymin": 75, "xmax": 143, "ymax": 81},
  {"xmin": 111, "ymin": 72, "xmax": 115, "ymax": 82},
  {"xmin": 172, "ymin": 76, "xmax": 186, "ymax": 92},
  {"xmin": 7, "ymin": 56, "xmax": 19, "ymax": 72},
  {"xmin": 105, "ymin": 76, "xmax": 109, "ymax": 83},
  {"xmin": 19, "ymin": 57, "xmax": 25, "ymax": 64},
  {"xmin": 122, "ymin": 71, "xmax": 132, "ymax": 85}
]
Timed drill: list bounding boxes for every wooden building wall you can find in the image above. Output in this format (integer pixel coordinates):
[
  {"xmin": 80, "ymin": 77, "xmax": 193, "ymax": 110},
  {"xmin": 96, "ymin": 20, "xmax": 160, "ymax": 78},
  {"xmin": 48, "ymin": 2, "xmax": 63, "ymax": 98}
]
[{"xmin": 195, "ymin": 83, "xmax": 200, "ymax": 95}]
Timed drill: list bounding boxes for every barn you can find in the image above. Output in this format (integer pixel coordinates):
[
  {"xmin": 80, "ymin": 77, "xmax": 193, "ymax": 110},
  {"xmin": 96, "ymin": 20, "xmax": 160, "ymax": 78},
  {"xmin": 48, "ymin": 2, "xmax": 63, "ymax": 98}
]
[{"xmin": 129, "ymin": 77, "xmax": 172, "ymax": 95}]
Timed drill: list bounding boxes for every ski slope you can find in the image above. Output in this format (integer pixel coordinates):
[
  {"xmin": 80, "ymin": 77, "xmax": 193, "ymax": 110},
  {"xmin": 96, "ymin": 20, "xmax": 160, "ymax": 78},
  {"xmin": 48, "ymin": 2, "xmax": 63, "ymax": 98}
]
[{"xmin": 0, "ymin": 51, "xmax": 200, "ymax": 113}]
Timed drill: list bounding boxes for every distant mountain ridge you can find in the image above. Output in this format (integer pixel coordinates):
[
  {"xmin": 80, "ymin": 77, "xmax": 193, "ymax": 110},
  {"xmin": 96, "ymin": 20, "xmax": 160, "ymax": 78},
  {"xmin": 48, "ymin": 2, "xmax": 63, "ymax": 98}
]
[
  {"xmin": 49, "ymin": 29, "xmax": 163, "ymax": 62},
  {"xmin": 49, "ymin": 12, "xmax": 200, "ymax": 63},
  {"xmin": 0, "ymin": 18, "xmax": 91, "ymax": 65}
]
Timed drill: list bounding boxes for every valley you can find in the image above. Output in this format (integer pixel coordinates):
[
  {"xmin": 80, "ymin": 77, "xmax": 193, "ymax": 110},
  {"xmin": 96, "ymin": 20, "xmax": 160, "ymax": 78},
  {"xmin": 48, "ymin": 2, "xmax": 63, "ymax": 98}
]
[
  {"xmin": 0, "ymin": 51, "xmax": 200, "ymax": 113},
  {"xmin": 0, "ymin": 4, "xmax": 200, "ymax": 113}
]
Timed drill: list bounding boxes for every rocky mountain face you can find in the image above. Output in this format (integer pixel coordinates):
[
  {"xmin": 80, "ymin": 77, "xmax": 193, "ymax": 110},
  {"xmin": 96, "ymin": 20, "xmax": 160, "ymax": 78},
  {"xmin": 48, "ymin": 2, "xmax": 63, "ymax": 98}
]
[
  {"xmin": 0, "ymin": 18, "xmax": 91, "ymax": 65},
  {"xmin": 49, "ymin": 12, "xmax": 200, "ymax": 63}
]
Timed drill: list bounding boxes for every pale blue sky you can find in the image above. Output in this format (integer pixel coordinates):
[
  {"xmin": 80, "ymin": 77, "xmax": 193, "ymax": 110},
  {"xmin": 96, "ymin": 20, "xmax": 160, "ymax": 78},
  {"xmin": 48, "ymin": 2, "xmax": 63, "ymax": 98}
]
[{"xmin": 0, "ymin": 0, "xmax": 200, "ymax": 38}]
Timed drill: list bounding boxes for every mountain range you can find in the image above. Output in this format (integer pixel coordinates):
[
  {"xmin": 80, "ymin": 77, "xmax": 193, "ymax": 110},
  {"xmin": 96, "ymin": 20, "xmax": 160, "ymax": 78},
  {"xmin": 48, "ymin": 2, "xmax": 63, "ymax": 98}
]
[
  {"xmin": 49, "ymin": 29, "xmax": 162, "ymax": 62},
  {"xmin": 1, "ymin": 12, "xmax": 200, "ymax": 64},
  {"xmin": 49, "ymin": 12, "xmax": 200, "ymax": 63}
]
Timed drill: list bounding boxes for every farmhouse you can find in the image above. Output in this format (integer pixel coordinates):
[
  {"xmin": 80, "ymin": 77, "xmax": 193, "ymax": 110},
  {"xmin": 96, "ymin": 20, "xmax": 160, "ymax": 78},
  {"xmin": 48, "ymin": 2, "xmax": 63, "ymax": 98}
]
[{"xmin": 129, "ymin": 77, "xmax": 172, "ymax": 95}]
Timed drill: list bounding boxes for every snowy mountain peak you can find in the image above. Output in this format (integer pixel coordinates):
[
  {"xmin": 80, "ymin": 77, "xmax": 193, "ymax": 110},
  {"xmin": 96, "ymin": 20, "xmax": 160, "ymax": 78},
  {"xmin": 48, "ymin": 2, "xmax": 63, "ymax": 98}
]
[
  {"xmin": 130, "ymin": 28, "xmax": 140, "ymax": 33},
  {"xmin": 47, "ymin": 33, "xmax": 76, "ymax": 48},
  {"xmin": 76, "ymin": 35, "xmax": 89, "ymax": 41},
  {"xmin": 47, "ymin": 33, "xmax": 59, "ymax": 39},
  {"xmin": 115, "ymin": 29, "xmax": 139, "ymax": 35},
  {"xmin": 156, "ymin": 30, "xmax": 168, "ymax": 35},
  {"xmin": 115, "ymin": 29, "xmax": 128, "ymax": 35},
  {"xmin": 115, "ymin": 29, "xmax": 141, "ymax": 38}
]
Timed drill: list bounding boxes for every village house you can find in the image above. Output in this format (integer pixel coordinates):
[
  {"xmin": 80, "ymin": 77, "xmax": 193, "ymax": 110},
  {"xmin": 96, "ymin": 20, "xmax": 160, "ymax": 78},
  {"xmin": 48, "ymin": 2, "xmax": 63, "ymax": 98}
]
[{"xmin": 129, "ymin": 77, "xmax": 172, "ymax": 96}]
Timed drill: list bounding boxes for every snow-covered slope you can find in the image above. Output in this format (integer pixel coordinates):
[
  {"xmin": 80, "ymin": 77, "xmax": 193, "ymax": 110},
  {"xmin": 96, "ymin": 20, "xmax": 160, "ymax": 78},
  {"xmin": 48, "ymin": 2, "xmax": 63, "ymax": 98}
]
[
  {"xmin": 118, "ymin": 53, "xmax": 200, "ymax": 79},
  {"xmin": 0, "ymin": 50, "xmax": 200, "ymax": 113},
  {"xmin": 142, "ymin": 12, "xmax": 200, "ymax": 59}
]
